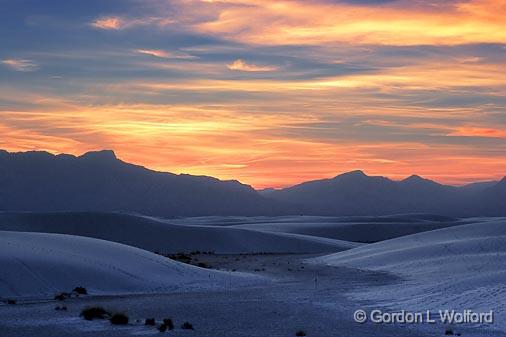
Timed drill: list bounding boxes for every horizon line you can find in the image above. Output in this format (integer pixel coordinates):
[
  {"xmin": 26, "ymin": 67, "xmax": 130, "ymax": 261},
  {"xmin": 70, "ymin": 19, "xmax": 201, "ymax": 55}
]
[{"xmin": 1, "ymin": 148, "xmax": 504, "ymax": 191}]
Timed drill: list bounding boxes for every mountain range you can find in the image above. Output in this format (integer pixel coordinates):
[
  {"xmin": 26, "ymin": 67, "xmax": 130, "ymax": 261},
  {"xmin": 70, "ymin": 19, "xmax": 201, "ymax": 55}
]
[{"xmin": 0, "ymin": 149, "xmax": 504, "ymax": 217}]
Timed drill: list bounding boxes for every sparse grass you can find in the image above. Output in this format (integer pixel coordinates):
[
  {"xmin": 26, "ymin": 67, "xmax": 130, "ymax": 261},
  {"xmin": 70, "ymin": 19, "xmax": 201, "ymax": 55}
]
[
  {"xmin": 197, "ymin": 262, "xmax": 210, "ymax": 268},
  {"xmin": 110, "ymin": 313, "xmax": 129, "ymax": 325},
  {"xmin": 168, "ymin": 252, "xmax": 192, "ymax": 264},
  {"xmin": 296, "ymin": 330, "xmax": 307, "ymax": 336},
  {"xmin": 80, "ymin": 307, "xmax": 111, "ymax": 320},
  {"xmin": 181, "ymin": 321, "xmax": 194, "ymax": 330}
]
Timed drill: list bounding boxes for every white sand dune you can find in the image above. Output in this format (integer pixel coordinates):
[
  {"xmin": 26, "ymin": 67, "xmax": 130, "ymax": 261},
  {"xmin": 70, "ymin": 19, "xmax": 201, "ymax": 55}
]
[
  {"xmin": 226, "ymin": 215, "xmax": 465, "ymax": 242},
  {"xmin": 0, "ymin": 231, "xmax": 262, "ymax": 299},
  {"xmin": 312, "ymin": 218, "xmax": 506, "ymax": 328},
  {"xmin": 0, "ymin": 213, "xmax": 358, "ymax": 254}
]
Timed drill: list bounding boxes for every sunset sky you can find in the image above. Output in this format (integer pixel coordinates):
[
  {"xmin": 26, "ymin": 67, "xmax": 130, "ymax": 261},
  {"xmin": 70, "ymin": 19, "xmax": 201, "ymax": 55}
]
[{"xmin": 1, "ymin": 0, "xmax": 505, "ymax": 188}]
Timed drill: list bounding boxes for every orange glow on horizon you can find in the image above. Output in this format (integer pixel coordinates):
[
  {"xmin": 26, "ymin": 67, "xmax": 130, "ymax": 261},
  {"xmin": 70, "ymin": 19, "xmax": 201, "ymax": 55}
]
[{"xmin": 2, "ymin": 0, "xmax": 506, "ymax": 189}]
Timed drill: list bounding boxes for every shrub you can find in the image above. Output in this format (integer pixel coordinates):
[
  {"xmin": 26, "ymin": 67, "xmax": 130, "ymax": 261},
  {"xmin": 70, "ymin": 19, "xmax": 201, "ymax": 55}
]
[
  {"xmin": 6, "ymin": 299, "xmax": 16, "ymax": 305},
  {"xmin": 181, "ymin": 321, "xmax": 194, "ymax": 330},
  {"xmin": 80, "ymin": 307, "xmax": 110, "ymax": 320},
  {"xmin": 55, "ymin": 306, "xmax": 67, "ymax": 311},
  {"xmin": 54, "ymin": 292, "xmax": 70, "ymax": 301},
  {"xmin": 110, "ymin": 313, "xmax": 129, "ymax": 325},
  {"xmin": 197, "ymin": 262, "xmax": 209, "ymax": 268},
  {"xmin": 445, "ymin": 329, "xmax": 454, "ymax": 336},
  {"xmin": 163, "ymin": 318, "xmax": 174, "ymax": 330},
  {"xmin": 158, "ymin": 324, "xmax": 167, "ymax": 332},
  {"xmin": 145, "ymin": 318, "xmax": 156, "ymax": 326},
  {"xmin": 296, "ymin": 330, "xmax": 307, "ymax": 336},
  {"xmin": 73, "ymin": 286, "xmax": 88, "ymax": 295}
]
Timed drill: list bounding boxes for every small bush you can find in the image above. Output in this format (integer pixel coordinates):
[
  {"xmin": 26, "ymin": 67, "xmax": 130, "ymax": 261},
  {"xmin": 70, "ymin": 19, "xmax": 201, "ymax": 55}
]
[
  {"xmin": 54, "ymin": 292, "xmax": 70, "ymax": 301},
  {"xmin": 158, "ymin": 324, "xmax": 167, "ymax": 332},
  {"xmin": 181, "ymin": 321, "xmax": 194, "ymax": 330},
  {"xmin": 445, "ymin": 329, "xmax": 454, "ymax": 336},
  {"xmin": 7, "ymin": 299, "xmax": 16, "ymax": 305},
  {"xmin": 145, "ymin": 318, "xmax": 156, "ymax": 326},
  {"xmin": 110, "ymin": 313, "xmax": 129, "ymax": 325},
  {"xmin": 296, "ymin": 330, "xmax": 307, "ymax": 336},
  {"xmin": 80, "ymin": 307, "xmax": 110, "ymax": 320},
  {"xmin": 163, "ymin": 318, "xmax": 174, "ymax": 330},
  {"xmin": 55, "ymin": 306, "xmax": 68, "ymax": 311},
  {"xmin": 73, "ymin": 286, "xmax": 88, "ymax": 295}
]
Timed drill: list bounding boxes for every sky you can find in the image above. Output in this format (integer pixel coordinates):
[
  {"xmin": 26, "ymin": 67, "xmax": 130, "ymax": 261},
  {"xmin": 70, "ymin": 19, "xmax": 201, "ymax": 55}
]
[{"xmin": 1, "ymin": 0, "xmax": 505, "ymax": 188}]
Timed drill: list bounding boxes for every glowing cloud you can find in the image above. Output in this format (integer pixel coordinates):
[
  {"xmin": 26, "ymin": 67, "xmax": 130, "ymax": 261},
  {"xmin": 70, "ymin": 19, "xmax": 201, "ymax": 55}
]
[
  {"xmin": 1, "ymin": 59, "xmax": 38, "ymax": 72},
  {"xmin": 91, "ymin": 16, "xmax": 124, "ymax": 30},
  {"xmin": 1, "ymin": 0, "xmax": 506, "ymax": 188},
  {"xmin": 136, "ymin": 49, "xmax": 196, "ymax": 59},
  {"xmin": 227, "ymin": 59, "xmax": 278, "ymax": 72}
]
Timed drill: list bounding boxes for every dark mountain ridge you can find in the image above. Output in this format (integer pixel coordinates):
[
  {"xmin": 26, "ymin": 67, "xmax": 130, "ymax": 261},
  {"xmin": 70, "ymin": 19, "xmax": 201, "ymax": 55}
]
[
  {"xmin": 0, "ymin": 149, "xmax": 504, "ymax": 216},
  {"xmin": 0, "ymin": 149, "xmax": 286, "ymax": 216}
]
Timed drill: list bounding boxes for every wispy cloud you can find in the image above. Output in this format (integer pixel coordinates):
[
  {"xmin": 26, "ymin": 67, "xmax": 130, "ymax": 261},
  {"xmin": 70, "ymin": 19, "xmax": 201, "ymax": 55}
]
[
  {"xmin": 2, "ymin": 59, "xmax": 38, "ymax": 72},
  {"xmin": 136, "ymin": 49, "xmax": 196, "ymax": 59},
  {"xmin": 91, "ymin": 16, "xmax": 124, "ymax": 30},
  {"xmin": 227, "ymin": 59, "xmax": 278, "ymax": 72},
  {"xmin": 91, "ymin": 16, "xmax": 174, "ymax": 30},
  {"xmin": 2, "ymin": 0, "xmax": 506, "ymax": 188}
]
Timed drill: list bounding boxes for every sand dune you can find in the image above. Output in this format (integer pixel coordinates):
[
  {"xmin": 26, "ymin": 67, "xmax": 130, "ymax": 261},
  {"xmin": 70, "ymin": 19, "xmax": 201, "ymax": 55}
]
[
  {"xmin": 0, "ymin": 231, "xmax": 261, "ymax": 299},
  {"xmin": 312, "ymin": 217, "xmax": 506, "ymax": 328},
  {"xmin": 224, "ymin": 214, "xmax": 465, "ymax": 242},
  {"xmin": 0, "ymin": 213, "xmax": 358, "ymax": 254}
]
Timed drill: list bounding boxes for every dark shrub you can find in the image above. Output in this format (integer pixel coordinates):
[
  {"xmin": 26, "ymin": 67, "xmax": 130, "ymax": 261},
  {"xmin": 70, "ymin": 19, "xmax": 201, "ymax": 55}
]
[
  {"xmin": 7, "ymin": 299, "xmax": 16, "ymax": 305},
  {"xmin": 197, "ymin": 262, "xmax": 209, "ymax": 268},
  {"xmin": 296, "ymin": 330, "xmax": 307, "ymax": 336},
  {"xmin": 445, "ymin": 329, "xmax": 454, "ymax": 336},
  {"xmin": 73, "ymin": 286, "xmax": 88, "ymax": 295},
  {"xmin": 54, "ymin": 292, "xmax": 70, "ymax": 301},
  {"xmin": 80, "ymin": 307, "xmax": 110, "ymax": 320},
  {"xmin": 110, "ymin": 313, "xmax": 129, "ymax": 325},
  {"xmin": 163, "ymin": 318, "xmax": 174, "ymax": 330},
  {"xmin": 181, "ymin": 321, "xmax": 194, "ymax": 330},
  {"xmin": 145, "ymin": 318, "xmax": 156, "ymax": 326},
  {"xmin": 158, "ymin": 324, "xmax": 167, "ymax": 332}
]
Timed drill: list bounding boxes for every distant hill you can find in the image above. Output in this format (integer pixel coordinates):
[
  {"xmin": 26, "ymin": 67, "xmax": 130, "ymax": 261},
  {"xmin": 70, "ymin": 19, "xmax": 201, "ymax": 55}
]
[
  {"xmin": 265, "ymin": 170, "xmax": 506, "ymax": 216},
  {"xmin": 0, "ymin": 150, "xmax": 286, "ymax": 216},
  {"xmin": 0, "ymin": 149, "xmax": 504, "ymax": 216}
]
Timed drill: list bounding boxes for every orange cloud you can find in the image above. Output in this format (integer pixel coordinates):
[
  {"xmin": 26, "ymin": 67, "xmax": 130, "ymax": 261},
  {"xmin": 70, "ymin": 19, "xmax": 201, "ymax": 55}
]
[
  {"xmin": 186, "ymin": 0, "xmax": 506, "ymax": 46},
  {"xmin": 2, "ymin": 99, "xmax": 506, "ymax": 189},
  {"xmin": 227, "ymin": 59, "xmax": 278, "ymax": 72},
  {"xmin": 1, "ymin": 59, "xmax": 38, "ymax": 72},
  {"xmin": 449, "ymin": 127, "xmax": 506, "ymax": 138},
  {"xmin": 91, "ymin": 16, "xmax": 124, "ymax": 30}
]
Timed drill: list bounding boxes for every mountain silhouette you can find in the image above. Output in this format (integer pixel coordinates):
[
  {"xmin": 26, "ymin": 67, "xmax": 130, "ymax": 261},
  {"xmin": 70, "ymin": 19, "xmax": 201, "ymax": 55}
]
[
  {"xmin": 0, "ymin": 149, "xmax": 504, "ymax": 216},
  {"xmin": 265, "ymin": 170, "xmax": 505, "ymax": 216},
  {"xmin": 0, "ymin": 150, "xmax": 285, "ymax": 216}
]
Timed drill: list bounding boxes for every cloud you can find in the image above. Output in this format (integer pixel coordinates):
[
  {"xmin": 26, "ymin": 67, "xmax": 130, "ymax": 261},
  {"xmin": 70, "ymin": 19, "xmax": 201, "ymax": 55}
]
[
  {"xmin": 1, "ymin": 59, "xmax": 38, "ymax": 72},
  {"xmin": 91, "ymin": 15, "xmax": 175, "ymax": 30},
  {"xmin": 91, "ymin": 16, "xmax": 124, "ymax": 30},
  {"xmin": 136, "ymin": 49, "xmax": 196, "ymax": 59},
  {"xmin": 227, "ymin": 59, "xmax": 278, "ymax": 72},
  {"xmin": 190, "ymin": 0, "xmax": 506, "ymax": 46}
]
